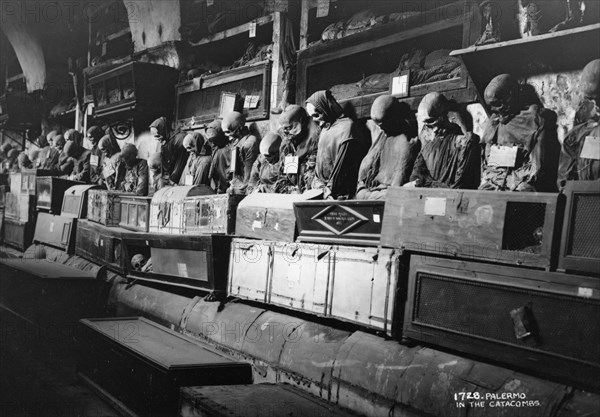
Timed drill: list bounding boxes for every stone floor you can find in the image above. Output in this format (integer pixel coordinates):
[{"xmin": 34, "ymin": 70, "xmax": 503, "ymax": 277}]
[{"xmin": 0, "ymin": 309, "xmax": 119, "ymax": 417}]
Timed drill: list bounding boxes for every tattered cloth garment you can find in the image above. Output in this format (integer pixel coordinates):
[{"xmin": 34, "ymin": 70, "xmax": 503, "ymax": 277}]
[
  {"xmin": 279, "ymin": 125, "xmax": 320, "ymax": 194},
  {"xmin": 179, "ymin": 154, "xmax": 212, "ymax": 186},
  {"xmin": 247, "ymin": 155, "xmax": 283, "ymax": 194},
  {"xmin": 228, "ymin": 133, "xmax": 260, "ymax": 195},
  {"xmin": 116, "ymin": 158, "xmax": 149, "ymax": 196},
  {"xmin": 410, "ymin": 124, "xmax": 481, "ymax": 189},
  {"xmin": 356, "ymin": 131, "xmax": 421, "ymax": 200},
  {"xmin": 313, "ymin": 117, "xmax": 367, "ymax": 199},
  {"xmin": 37, "ymin": 146, "xmax": 60, "ymax": 171},
  {"xmin": 557, "ymin": 120, "xmax": 600, "ymax": 187},
  {"xmin": 150, "ymin": 117, "xmax": 188, "ymax": 185},
  {"xmin": 480, "ymin": 104, "xmax": 560, "ymax": 192},
  {"xmin": 209, "ymin": 145, "xmax": 232, "ymax": 193}
]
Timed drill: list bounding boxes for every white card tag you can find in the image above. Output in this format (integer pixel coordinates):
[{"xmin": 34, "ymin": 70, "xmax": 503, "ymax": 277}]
[
  {"xmin": 580, "ymin": 136, "xmax": 600, "ymax": 160},
  {"xmin": 316, "ymin": 0, "xmax": 329, "ymax": 17},
  {"xmin": 489, "ymin": 145, "xmax": 518, "ymax": 167},
  {"xmin": 249, "ymin": 21, "xmax": 257, "ymax": 38},
  {"xmin": 230, "ymin": 147, "xmax": 238, "ymax": 173},
  {"xmin": 90, "ymin": 155, "xmax": 99, "ymax": 167},
  {"xmin": 373, "ymin": 214, "xmax": 381, "ymax": 223},
  {"xmin": 103, "ymin": 164, "xmax": 115, "ymax": 178},
  {"xmin": 177, "ymin": 262, "xmax": 188, "ymax": 277},
  {"xmin": 391, "ymin": 73, "xmax": 409, "ymax": 97},
  {"xmin": 424, "ymin": 197, "xmax": 446, "ymax": 216},
  {"xmin": 252, "ymin": 220, "xmax": 262, "ymax": 229},
  {"xmin": 578, "ymin": 287, "xmax": 594, "ymax": 298},
  {"xmin": 206, "ymin": 0, "xmax": 213, "ymax": 5},
  {"xmin": 49, "ymin": 222, "xmax": 54, "ymax": 233},
  {"xmin": 184, "ymin": 174, "xmax": 193, "ymax": 185},
  {"xmin": 284, "ymin": 155, "xmax": 299, "ymax": 174}
]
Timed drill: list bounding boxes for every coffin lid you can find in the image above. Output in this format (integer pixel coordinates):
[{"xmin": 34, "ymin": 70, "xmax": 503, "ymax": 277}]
[
  {"xmin": 238, "ymin": 189, "xmax": 323, "ymax": 210},
  {"xmin": 63, "ymin": 184, "xmax": 103, "ymax": 197},
  {"xmin": 0, "ymin": 259, "xmax": 98, "ymax": 280},
  {"xmin": 151, "ymin": 185, "xmax": 213, "ymax": 205}
]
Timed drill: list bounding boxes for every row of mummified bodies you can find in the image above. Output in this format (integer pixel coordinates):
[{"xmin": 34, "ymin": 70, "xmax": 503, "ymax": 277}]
[{"xmin": 1, "ymin": 60, "xmax": 597, "ymax": 200}]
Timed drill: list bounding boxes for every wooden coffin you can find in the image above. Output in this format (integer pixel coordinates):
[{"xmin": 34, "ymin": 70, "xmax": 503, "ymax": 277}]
[
  {"xmin": 4, "ymin": 193, "xmax": 35, "ymax": 222},
  {"xmin": 36, "ymin": 177, "xmax": 83, "ymax": 213},
  {"xmin": 228, "ymin": 239, "xmax": 402, "ymax": 336},
  {"xmin": 558, "ymin": 181, "xmax": 600, "ymax": 276},
  {"xmin": 404, "ymin": 255, "xmax": 600, "ymax": 392},
  {"xmin": 269, "ymin": 242, "xmax": 332, "ymax": 314},
  {"xmin": 0, "ymin": 258, "xmax": 102, "ymax": 326},
  {"xmin": 294, "ymin": 200, "xmax": 385, "ymax": 246},
  {"xmin": 236, "ymin": 192, "xmax": 321, "ymax": 242},
  {"xmin": 180, "ymin": 384, "xmax": 360, "ymax": 417},
  {"xmin": 21, "ymin": 169, "xmax": 52, "ymax": 195},
  {"xmin": 119, "ymin": 195, "xmax": 152, "ymax": 232},
  {"xmin": 228, "ymin": 239, "xmax": 273, "ymax": 302},
  {"xmin": 123, "ymin": 233, "xmax": 232, "ymax": 293},
  {"xmin": 61, "ymin": 184, "xmax": 102, "ymax": 219},
  {"xmin": 2, "ymin": 218, "xmax": 35, "ymax": 251},
  {"xmin": 33, "ymin": 212, "xmax": 77, "ymax": 254},
  {"xmin": 183, "ymin": 194, "xmax": 245, "ymax": 235},
  {"xmin": 149, "ymin": 186, "xmax": 213, "ymax": 234},
  {"xmin": 87, "ymin": 189, "xmax": 121, "ymax": 226},
  {"xmin": 380, "ymin": 187, "xmax": 564, "ymax": 269},
  {"xmin": 78, "ymin": 317, "xmax": 253, "ymax": 417},
  {"xmin": 0, "ymin": 173, "xmax": 7, "ymax": 186},
  {"xmin": 75, "ymin": 220, "xmax": 131, "ymax": 274}
]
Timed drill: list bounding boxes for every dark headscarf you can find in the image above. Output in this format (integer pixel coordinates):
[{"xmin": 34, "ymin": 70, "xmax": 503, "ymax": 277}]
[
  {"xmin": 306, "ymin": 90, "xmax": 343, "ymax": 124},
  {"xmin": 205, "ymin": 119, "xmax": 228, "ymax": 149},
  {"xmin": 98, "ymin": 135, "xmax": 120, "ymax": 157},
  {"xmin": 87, "ymin": 125, "xmax": 104, "ymax": 145},
  {"xmin": 150, "ymin": 117, "xmax": 169, "ymax": 139},
  {"xmin": 37, "ymin": 135, "xmax": 49, "ymax": 148}
]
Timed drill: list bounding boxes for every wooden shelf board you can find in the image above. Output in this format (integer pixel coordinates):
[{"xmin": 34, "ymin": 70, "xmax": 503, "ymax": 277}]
[{"xmin": 188, "ymin": 14, "xmax": 274, "ymax": 46}]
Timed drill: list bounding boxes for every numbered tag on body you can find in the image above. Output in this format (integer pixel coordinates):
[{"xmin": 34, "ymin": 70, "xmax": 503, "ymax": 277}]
[
  {"xmin": 184, "ymin": 174, "xmax": 194, "ymax": 186},
  {"xmin": 488, "ymin": 145, "xmax": 518, "ymax": 167},
  {"xmin": 103, "ymin": 164, "xmax": 115, "ymax": 178},
  {"xmin": 90, "ymin": 155, "xmax": 99, "ymax": 167},
  {"xmin": 580, "ymin": 136, "xmax": 600, "ymax": 160},
  {"xmin": 284, "ymin": 155, "xmax": 299, "ymax": 174},
  {"xmin": 230, "ymin": 147, "xmax": 238, "ymax": 174}
]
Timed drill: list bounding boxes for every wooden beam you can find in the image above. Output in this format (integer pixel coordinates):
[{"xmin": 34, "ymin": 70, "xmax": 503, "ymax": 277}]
[{"xmin": 188, "ymin": 14, "xmax": 275, "ymax": 46}]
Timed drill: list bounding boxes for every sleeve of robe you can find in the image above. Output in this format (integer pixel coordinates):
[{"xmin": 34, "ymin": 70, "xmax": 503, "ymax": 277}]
[
  {"xmin": 241, "ymin": 135, "xmax": 260, "ymax": 187},
  {"xmin": 527, "ymin": 114, "xmax": 560, "ymax": 192},
  {"xmin": 409, "ymin": 152, "xmax": 434, "ymax": 187},
  {"xmin": 194, "ymin": 156, "xmax": 212, "ymax": 187},
  {"xmin": 328, "ymin": 140, "xmax": 363, "ymax": 199},
  {"xmin": 135, "ymin": 161, "xmax": 149, "ymax": 196},
  {"xmin": 452, "ymin": 133, "xmax": 481, "ymax": 190},
  {"xmin": 246, "ymin": 157, "xmax": 262, "ymax": 194},
  {"xmin": 73, "ymin": 153, "xmax": 91, "ymax": 183}
]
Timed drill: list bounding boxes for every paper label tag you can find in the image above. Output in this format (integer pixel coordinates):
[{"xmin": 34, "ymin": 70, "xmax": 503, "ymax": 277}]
[
  {"xmin": 252, "ymin": 220, "xmax": 262, "ymax": 229},
  {"xmin": 243, "ymin": 95, "xmax": 260, "ymax": 109},
  {"xmin": 184, "ymin": 174, "xmax": 193, "ymax": 185},
  {"xmin": 206, "ymin": 0, "xmax": 214, "ymax": 6},
  {"xmin": 489, "ymin": 145, "xmax": 518, "ymax": 167},
  {"xmin": 230, "ymin": 147, "xmax": 238, "ymax": 173},
  {"xmin": 103, "ymin": 164, "xmax": 115, "ymax": 178},
  {"xmin": 249, "ymin": 21, "xmax": 257, "ymax": 38},
  {"xmin": 90, "ymin": 155, "xmax": 99, "ymax": 167},
  {"xmin": 424, "ymin": 197, "xmax": 446, "ymax": 216},
  {"xmin": 287, "ymin": 263, "xmax": 301, "ymax": 288},
  {"xmin": 316, "ymin": 0, "xmax": 329, "ymax": 17},
  {"xmin": 578, "ymin": 287, "xmax": 594, "ymax": 298},
  {"xmin": 177, "ymin": 262, "xmax": 188, "ymax": 277},
  {"xmin": 580, "ymin": 136, "xmax": 600, "ymax": 160},
  {"xmin": 284, "ymin": 155, "xmax": 299, "ymax": 174},
  {"xmin": 391, "ymin": 73, "xmax": 409, "ymax": 97},
  {"xmin": 373, "ymin": 214, "xmax": 381, "ymax": 223},
  {"xmin": 49, "ymin": 222, "xmax": 54, "ymax": 233}
]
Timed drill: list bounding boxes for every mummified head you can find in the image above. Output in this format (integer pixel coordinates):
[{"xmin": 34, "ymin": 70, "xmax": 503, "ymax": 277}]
[{"xmin": 131, "ymin": 254, "xmax": 148, "ymax": 271}]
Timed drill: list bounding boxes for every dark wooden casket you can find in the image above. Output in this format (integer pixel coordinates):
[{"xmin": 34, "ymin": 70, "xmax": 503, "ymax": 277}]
[
  {"xmin": 380, "ymin": 187, "xmax": 564, "ymax": 269},
  {"xmin": 4, "ymin": 193, "xmax": 35, "ymax": 222},
  {"xmin": 180, "ymin": 384, "xmax": 360, "ymax": 417},
  {"xmin": 36, "ymin": 177, "xmax": 83, "ymax": 213},
  {"xmin": 0, "ymin": 258, "xmax": 102, "ymax": 326},
  {"xmin": 183, "ymin": 194, "xmax": 245, "ymax": 235},
  {"xmin": 20, "ymin": 169, "xmax": 52, "ymax": 195},
  {"xmin": 0, "ymin": 185, "xmax": 7, "ymax": 207},
  {"xmin": 119, "ymin": 195, "xmax": 152, "ymax": 232},
  {"xmin": 75, "ymin": 219, "xmax": 131, "ymax": 274},
  {"xmin": 236, "ymin": 192, "xmax": 321, "ymax": 242},
  {"xmin": 2, "ymin": 218, "xmax": 35, "ymax": 251},
  {"xmin": 404, "ymin": 255, "xmax": 600, "ymax": 392},
  {"xmin": 78, "ymin": 317, "xmax": 253, "ymax": 417},
  {"xmin": 294, "ymin": 200, "xmax": 385, "ymax": 246},
  {"xmin": 33, "ymin": 212, "xmax": 77, "ymax": 254},
  {"xmin": 558, "ymin": 181, "xmax": 600, "ymax": 276},
  {"xmin": 87, "ymin": 189, "xmax": 121, "ymax": 226},
  {"xmin": 61, "ymin": 184, "xmax": 102, "ymax": 219},
  {"xmin": 123, "ymin": 233, "xmax": 232, "ymax": 293}
]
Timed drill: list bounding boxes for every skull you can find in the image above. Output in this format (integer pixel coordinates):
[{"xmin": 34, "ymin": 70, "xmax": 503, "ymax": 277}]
[{"xmin": 131, "ymin": 254, "xmax": 148, "ymax": 271}]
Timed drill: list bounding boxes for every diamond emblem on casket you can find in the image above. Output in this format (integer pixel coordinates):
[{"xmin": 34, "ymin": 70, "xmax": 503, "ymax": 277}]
[{"xmin": 312, "ymin": 205, "xmax": 368, "ymax": 235}]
